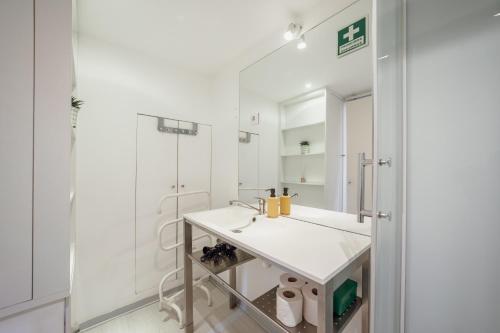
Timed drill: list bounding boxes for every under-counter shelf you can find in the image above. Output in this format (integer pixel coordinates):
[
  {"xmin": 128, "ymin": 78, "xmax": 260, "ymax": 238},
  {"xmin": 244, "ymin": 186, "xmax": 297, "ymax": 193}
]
[
  {"xmin": 189, "ymin": 248, "xmax": 255, "ymax": 275},
  {"xmin": 252, "ymin": 286, "xmax": 363, "ymax": 333}
]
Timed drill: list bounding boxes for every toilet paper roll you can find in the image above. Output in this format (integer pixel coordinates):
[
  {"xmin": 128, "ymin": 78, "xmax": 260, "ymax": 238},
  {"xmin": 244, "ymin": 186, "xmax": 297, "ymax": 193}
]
[
  {"xmin": 276, "ymin": 287, "xmax": 303, "ymax": 327},
  {"xmin": 279, "ymin": 273, "xmax": 306, "ymax": 289},
  {"xmin": 302, "ymin": 284, "xmax": 319, "ymax": 326}
]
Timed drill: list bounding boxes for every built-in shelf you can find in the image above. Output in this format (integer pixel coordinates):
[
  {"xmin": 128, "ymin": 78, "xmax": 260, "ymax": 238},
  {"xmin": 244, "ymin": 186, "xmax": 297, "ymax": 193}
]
[
  {"xmin": 281, "ymin": 152, "xmax": 324, "ymax": 158},
  {"xmin": 281, "ymin": 121, "xmax": 325, "ymax": 132},
  {"xmin": 189, "ymin": 248, "xmax": 255, "ymax": 275},
  {"xmin": 281, "ymin": 180, "xmax": 325, "ymax": 186},
  {"xmin": 252, "ymin": 286, "xmax": 363, "ymax": 333}
]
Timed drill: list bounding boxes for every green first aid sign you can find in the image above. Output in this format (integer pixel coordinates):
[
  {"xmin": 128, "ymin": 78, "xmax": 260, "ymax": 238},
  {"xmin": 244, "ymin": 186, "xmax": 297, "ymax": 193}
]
[{"xmin": 338, "ymin": 17, "xmax": 368, "ymax": 57}]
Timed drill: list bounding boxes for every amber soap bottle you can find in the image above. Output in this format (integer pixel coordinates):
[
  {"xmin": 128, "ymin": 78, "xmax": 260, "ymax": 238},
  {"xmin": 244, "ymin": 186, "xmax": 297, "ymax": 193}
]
[
  {"xmin": 280, "ymin": 187, "xmax": 291, "ymax": 215},
  {"xmin": 266, "ymin": 188, "xmax": 279, "ymax": 218}
]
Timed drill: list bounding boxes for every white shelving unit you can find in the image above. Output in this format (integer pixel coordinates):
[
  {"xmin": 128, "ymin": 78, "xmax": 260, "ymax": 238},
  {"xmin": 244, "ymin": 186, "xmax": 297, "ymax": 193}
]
[{"xmin": 279, "ymin": 89, "xmax": 344, "ymax": 210}]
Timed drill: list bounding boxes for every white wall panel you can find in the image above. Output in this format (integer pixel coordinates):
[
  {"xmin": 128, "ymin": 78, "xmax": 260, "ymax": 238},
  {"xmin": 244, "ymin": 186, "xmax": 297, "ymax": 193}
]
[
  {"xmin": 0, "ymin": 301, "xmax": 65, "ymax": 333},
  {"xmin": 406, "ymin": 1, "xmax": 500, "ymax": 332},
  {"xmin": 0, "ymin": 0, "xmax": 34, "ymax": 309},
  {"xmin": 33, "ymin": 0, "xmax": 72, "ymax": 299}
]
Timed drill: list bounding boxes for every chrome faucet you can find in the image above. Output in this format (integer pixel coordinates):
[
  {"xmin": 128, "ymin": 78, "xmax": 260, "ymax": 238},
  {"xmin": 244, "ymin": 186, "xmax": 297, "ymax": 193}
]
[{"xmin": 229, "ymin": 197, "xmax": 266, "ymax": 215}]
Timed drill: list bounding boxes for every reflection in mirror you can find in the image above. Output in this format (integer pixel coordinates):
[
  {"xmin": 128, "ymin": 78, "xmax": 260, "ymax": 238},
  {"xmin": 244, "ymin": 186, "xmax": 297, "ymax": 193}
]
[{"xmin": 239, "ymin": 0, "xmax": 372, "ymax": 213}]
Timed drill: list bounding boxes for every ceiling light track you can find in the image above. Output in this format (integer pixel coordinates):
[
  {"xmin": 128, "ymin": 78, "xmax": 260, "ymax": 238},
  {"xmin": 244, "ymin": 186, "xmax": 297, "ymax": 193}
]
[{"xmin": 283, "ymin": 22, "xmax": 302, "ymax": 41}]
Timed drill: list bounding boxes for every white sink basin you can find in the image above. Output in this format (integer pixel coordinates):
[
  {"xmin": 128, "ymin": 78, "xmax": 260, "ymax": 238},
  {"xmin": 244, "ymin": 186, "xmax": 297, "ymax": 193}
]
[
  {"xmin": 184, "ymin": 205, "xmax": 371, "ymax": 284},
  {"xmin": 184, "ymin": 205, "xmax": 258, "ymax": 231}
]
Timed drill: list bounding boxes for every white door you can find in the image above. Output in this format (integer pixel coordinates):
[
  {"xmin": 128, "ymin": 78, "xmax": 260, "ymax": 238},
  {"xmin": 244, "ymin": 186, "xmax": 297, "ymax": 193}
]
[
  {"xmin": 177, "ymin": 122, "xmax": 211, "ymax": 217},
  {"xmin": 135, "ymin": 116, "xmax": 179, "ymax": 293},
  {"xmin": 346, "ymin": 96, "xmax": 373, "ymax": 214},
  {"xmin": 238, "ymin": 132, "xmax": 259, "ymax": 202},
  {"xmin": 0, "ymin": 0, "xmax": 34, "ymax": 309},
  {"xmin": 178, "ymin": 122, "xmax": 212, "ymax": 277}
]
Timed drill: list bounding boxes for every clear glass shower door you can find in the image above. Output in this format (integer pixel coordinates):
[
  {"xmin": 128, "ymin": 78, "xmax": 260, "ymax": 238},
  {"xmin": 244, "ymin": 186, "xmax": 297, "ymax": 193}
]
[{"xmin": 372, "ymin": 0, "xmax": 405, "ymax": 332}]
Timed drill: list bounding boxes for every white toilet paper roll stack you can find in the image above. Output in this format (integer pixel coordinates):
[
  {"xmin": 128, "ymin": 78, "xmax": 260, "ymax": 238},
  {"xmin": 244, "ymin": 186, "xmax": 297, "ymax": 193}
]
[
  {"xmin": 279, "ymin": 273, "xmax": 306, "ymax": 289},
  {"xmin": 276, "ymin": 287, "xmax": 303, "ymax": 327},
  {"xmin": 302, "ymin": 283, "xmax": 319, "ymax": 326}
]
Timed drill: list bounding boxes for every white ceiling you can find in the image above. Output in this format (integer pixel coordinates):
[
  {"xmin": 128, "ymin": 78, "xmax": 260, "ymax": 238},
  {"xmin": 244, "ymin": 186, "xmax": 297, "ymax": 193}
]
[
  {"xmin": 76, "ymin": 0, "xmax": 325, "ymax": 76},
  {"xmin": 240, "ymin": 0, "xmax": 372, "ymax": 102}
]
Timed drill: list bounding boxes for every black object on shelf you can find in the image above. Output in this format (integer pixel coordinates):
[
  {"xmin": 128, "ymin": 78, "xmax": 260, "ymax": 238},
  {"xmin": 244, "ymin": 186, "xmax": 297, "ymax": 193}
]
[{"xmin": 200, "ymin": 242, "xmax": 237, "ymax": 265}]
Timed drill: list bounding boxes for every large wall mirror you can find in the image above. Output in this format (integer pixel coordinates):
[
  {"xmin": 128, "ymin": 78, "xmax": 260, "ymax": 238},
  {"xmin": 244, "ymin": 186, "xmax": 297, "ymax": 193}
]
[{"xmin": 239, "ymin": 0, "xmax": 373, "ymax": 215}]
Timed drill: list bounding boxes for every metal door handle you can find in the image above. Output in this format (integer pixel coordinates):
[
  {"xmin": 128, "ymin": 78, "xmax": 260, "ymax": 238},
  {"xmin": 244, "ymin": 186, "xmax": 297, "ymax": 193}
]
[{"xmin": 357, "ymin": 152, "xmax": 373, "ymax": 223}]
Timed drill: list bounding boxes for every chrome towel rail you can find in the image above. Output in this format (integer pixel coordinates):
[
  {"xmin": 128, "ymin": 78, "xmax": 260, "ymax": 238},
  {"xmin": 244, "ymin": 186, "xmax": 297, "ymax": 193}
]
[
  {"xmin": 157, "ymin": 189, "xmax": 213, "ymax": 328},
  {"xmin": 157, "ymin": 190, "xmax": 211, "ymax": 215}
]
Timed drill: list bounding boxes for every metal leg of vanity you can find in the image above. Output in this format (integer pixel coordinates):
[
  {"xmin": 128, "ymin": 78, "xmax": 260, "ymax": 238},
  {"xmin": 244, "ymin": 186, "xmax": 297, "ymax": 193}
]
[
  {"xmin": 183, "ymin": 218, "xmax": 370, "ymax": 333},
  {"xmin": 184, "ymin": 221, "xmax": 194, "ymax": 333},
  {"xmin": 229, "ymin": 267, "xmax": 238, "ymax": 309}
]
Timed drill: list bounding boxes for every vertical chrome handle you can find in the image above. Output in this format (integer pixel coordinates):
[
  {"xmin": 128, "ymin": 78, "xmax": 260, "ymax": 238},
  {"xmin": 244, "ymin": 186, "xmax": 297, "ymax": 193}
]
[
  {"xmin": 357, "ymin": 152, "xmax": 373, "ymax": 223},
  {"xmin": 357, "ymin": 153, "xmax": 365, "ymax": 222}
]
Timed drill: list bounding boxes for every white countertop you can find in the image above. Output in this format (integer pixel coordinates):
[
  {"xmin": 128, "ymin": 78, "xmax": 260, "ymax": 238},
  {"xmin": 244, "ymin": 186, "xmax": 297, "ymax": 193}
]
[
  {"xmin": 184, "ymin": 206, "xmax": 371, "ymax": 285},
  {"xmin": 289, "ymin": 205, "xmax": 372, "ymax": 236}
]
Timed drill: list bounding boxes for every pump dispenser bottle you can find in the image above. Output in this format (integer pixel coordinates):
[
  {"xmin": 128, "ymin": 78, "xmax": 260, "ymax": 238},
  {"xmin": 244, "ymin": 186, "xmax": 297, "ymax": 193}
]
[
  {"xmin": 266, "ymin": 188, "xmax": 279, "ymax": 218},
  {"xmin": 280, "ymin": 187, "xmax": 291, "ymax": 215}
]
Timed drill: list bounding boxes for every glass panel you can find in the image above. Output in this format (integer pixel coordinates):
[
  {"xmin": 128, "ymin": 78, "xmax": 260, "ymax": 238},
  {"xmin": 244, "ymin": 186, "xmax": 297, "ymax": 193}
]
[
  {"xmin": 239, "ymin": 0, "xmax": 374, "ymax": 224},
  {"xmin": 238, "ymin": 1, "xmax": 377, "ymax": 331},
  {"xmin": 373, "ymin": 0, "xmax": 404, "ymax": 331}
]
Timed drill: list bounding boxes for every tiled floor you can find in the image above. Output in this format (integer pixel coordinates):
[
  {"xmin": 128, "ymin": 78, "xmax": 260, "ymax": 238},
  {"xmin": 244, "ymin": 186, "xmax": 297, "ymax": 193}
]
[{"xmin": 81, "ymin": 283, "xmax": 267, "ymax": 333}]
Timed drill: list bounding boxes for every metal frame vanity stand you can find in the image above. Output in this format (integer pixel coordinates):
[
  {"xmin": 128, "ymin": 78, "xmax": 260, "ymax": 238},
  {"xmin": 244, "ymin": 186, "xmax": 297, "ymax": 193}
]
[{"xmin": 183, "ymin": 218, "xmax": 370, "ymax": 333}]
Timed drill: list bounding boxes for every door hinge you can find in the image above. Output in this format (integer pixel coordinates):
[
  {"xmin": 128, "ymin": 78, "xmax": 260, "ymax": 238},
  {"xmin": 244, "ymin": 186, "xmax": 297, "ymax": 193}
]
[{"xmin": 378, "ymin": 158, "xmax": 392, "ymax": 167}]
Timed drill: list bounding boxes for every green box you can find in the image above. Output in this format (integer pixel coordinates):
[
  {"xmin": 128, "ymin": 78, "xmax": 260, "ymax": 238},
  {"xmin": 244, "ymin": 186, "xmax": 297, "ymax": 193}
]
[{"xmin": 333, "ymin": 279, "xmax": 358, "ymax": 316}]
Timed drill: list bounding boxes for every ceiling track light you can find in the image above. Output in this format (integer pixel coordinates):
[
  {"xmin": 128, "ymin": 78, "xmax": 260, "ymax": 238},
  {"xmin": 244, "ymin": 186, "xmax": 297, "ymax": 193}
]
[
  {"xmin": 283, "ymin": 22, "xmax": 302, "ymax": 41},
  {"xmin": 297, "ymin": 35, "xmax": 307, "ymax": 49}
]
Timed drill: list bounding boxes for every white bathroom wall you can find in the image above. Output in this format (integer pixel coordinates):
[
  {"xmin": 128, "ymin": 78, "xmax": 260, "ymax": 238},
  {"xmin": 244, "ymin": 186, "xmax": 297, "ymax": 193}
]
[
  {"xmin": 73, "ymin": 35, "xmax": 225, "ymax": 324},
  {"xmin": 239, "ymin": 89, "xmax": 280, "ymax": 194},
  {"xmin": 405, "ymin": 1, "xmax": 500, "ymax": 332}
]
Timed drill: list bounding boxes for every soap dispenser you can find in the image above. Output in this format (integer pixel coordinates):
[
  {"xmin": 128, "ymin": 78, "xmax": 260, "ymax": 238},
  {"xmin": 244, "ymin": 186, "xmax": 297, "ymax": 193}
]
[
  {"xmin": 266, "ymin": 188, "xmax": 279, "ymax": 218},
  {"xmin": 280, "ymin": 187, "xmax": 291, "ymax": 215}
]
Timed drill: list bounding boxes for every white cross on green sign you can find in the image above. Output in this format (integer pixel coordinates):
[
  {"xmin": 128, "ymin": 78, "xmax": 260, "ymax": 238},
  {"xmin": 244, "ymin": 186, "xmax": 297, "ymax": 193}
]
[{"xmin": 338, "ymin": 17, "xmax": 368, "ymax": 57}]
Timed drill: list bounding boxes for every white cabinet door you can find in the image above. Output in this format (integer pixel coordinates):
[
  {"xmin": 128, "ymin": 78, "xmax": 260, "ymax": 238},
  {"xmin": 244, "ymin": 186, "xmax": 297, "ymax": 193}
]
[
  {"xmin": 178, "ymin": 122, "xmax": 211, "ymax": 212},
  {"xmin": 0, "ymin": 0, "xmax": 34, "ymax": 309},
  {"xmin": 178, "ymin": 122, "xmax": 212, "ymax": 274},
  {"xmin": 135, "ymin": 116, "xmax": 179, "ymax": 293}
]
